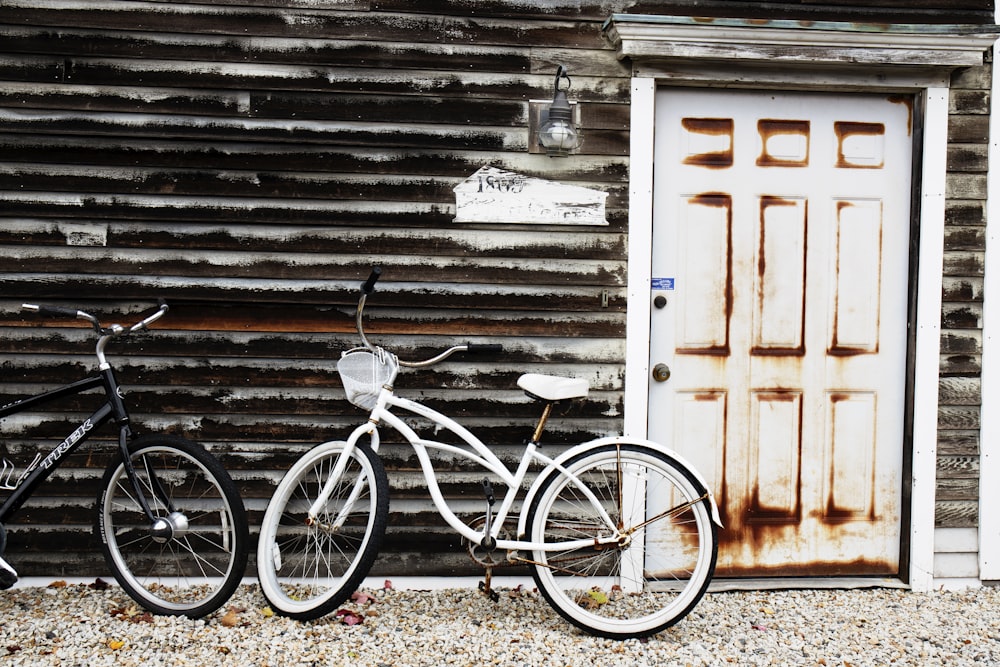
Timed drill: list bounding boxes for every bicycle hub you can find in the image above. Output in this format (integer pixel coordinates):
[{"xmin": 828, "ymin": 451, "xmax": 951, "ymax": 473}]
[{"xmin": 150, "ymin": 511, "xmax": 189, "ymax": 543}]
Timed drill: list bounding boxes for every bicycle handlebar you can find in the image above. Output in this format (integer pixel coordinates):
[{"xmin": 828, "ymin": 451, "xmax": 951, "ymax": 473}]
[
  {"xmin": 22, "ymin": 301, "xmax": 170, "ymax": 336},
  {"xmin": 467, "ymin": 343, "xmax": 503, "ymax": 354},
  {"xmin": 361, "ymin": 267, "xmax": 382, "ymax": 294},
  {"xmin": 352, "ymin": 268, "xmax": 502, "ymax": 367}
]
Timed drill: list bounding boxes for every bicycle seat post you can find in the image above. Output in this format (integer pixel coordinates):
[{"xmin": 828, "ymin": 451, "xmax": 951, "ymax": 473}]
[{"xmin": 530, "ymin": 402, "xmax": 554, "ymax": 445}]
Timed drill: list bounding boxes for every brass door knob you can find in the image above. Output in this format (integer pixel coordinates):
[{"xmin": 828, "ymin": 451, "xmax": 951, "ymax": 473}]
[{"xmin": 652, "ymin": 363, "xmax": 671, "ymax": 382}]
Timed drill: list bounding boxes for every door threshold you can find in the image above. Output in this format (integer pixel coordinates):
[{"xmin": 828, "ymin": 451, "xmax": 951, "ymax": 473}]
[{"xmin": 708, "ymin": 576, "xmax": 909, "ymax": 593}]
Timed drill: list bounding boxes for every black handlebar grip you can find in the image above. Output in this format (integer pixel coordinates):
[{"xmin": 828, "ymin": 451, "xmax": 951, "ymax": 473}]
[
  {"xmin": 361, "ymin": 267, "xmax": 382, "ymax": 294},
  {"xmin": 467, "ymin": 343, "xmax": 503, "ymax": 354},
  {"xmin": 32, "ymin": 304, "xmax": 82, "ymax": 319}
]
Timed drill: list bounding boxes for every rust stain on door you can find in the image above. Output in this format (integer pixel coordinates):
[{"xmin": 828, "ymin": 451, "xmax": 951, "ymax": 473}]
[
  {"xmin": 756, "ymin": 119, "xmax": 810, "ymax": 167},
  {"xmin": 677, "ymin": 192, "xmax": 733, "ymax": 356},
  {"xmin": 835, "ymin": 121, "xmax": 886, "ymax": 169},
  {"xmin": 681, "ymin": 118, "xmax": 734, "ymax": 168}
]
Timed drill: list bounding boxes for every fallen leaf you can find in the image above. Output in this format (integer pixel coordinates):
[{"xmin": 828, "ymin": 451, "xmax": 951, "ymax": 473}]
[
  {"xmin": 383, "ymin": 579, "xmax": 393, "ymax": 590},
  {"xmin": 107, "ymin": 639, "xmax": 125, "ymax": 650},
  {"xmin": 587, "ymin": 589, "xmax": 609, "ymax": 605},
  {"xmin": 351, "ymin": 591, "xmax": 376, "ymax": 605},
  {"xmin": 261, "ymin": 607, "xmax": 274, "ymax": 618},
  {"xmin": 110, "ymin": 606, "xmax": 154, "ymax": 624},
  {"xmin": 219, "ymin": 608, "xmax": 240, "ymax": 627},
  {"xmin": 90, "ymin": 578, "xmax": 110, "ymax": 590},
  {"xmin": 335, "ymin": 609, "xmax": 364, "ymax": 626},
  {"xmin": 48, "ymin": 581, "xmax": 67, "ymax": 589}
]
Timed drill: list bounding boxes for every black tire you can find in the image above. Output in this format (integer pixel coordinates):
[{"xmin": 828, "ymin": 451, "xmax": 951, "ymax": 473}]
[
  {"xmin": 96, "ymin": 434, "xmax": 249, "ymax": 618},
  {"xmin": 526, "ymin": 443, "xmax": 718, "ymax": 639},
  {"xmin": 256, "ymin": 441, "xmax": 389, "ymax": 620}
]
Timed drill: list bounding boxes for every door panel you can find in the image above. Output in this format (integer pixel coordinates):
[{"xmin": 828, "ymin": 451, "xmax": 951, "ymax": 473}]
[{"xmin": 649, "ymin": 88, "xmax": 912, "ymax": 576}]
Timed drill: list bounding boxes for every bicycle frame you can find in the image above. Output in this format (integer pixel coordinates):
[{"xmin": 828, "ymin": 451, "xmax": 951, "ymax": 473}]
[
  {"xmin": 0, "ymin": 360, "xmax": 164, "ymax": 525},
  {"xmin": 309, "ymin": 386, "xmax": 624, "ymax": 554},
  {"xmin": 313, "ymin": 266, "xmax": 720, "ymax": 568},
  {"xmin": 0, "ymin": 310, "xmax": 174, "ymax": 524}
]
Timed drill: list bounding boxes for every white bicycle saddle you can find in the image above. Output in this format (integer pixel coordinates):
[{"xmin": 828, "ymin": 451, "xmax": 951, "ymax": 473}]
[{"xmin": 517, "ymin": 373, "xmax": 589, "ymax": 401}]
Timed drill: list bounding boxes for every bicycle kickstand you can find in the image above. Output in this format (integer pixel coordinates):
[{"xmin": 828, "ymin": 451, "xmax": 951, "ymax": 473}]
[{"xmin": 477, "ymin": 479, "xmax": 500, "ymax": 603}]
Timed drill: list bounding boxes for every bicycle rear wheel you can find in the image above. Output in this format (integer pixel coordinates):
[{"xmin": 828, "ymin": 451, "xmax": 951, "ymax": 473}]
[
  {"xmin": 97, "ymin": 434, "xmax": 249, "ymax": 618},
  {"xmin": 526, "ymin": 443, "xmax": 717, "ymax": 639},
  {"xmin": 257, "ymin": 441, "xmax": 388, "ymax": 620}
]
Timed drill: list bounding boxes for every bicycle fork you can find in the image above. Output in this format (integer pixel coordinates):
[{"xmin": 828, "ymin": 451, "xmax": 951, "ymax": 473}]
[
  {"xmin": 306, "ymin": 427, "xmax": 377, "ymax": 529},
  {"xmin": 306, "ymin": 471, "xmax": 369, "ymax": 532},
  {"xmin": 116, "ymin": 426, "xmax": 190, "ymax": 543}
]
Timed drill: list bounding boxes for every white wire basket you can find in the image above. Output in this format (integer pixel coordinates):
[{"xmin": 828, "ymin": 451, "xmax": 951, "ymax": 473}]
[{"xmin": 337, "ymin": 348, "xmax": 398, "ymax": 410}]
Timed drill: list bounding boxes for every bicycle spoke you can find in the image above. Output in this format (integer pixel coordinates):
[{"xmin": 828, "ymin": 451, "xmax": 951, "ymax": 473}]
[
  {"xmin": 99, "ymin": 438, "xmax": 247, "ymax": 617},
  {"xmin": 257, "ymin": 442, "xmax": 387, "ymax": 620},
  {"xmin": 528, "ymin": 444, "xmax": 717, "ymax": 639}
]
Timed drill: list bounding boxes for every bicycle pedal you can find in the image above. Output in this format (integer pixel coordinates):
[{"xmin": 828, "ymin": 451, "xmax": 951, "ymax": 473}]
[{"xmin": 477, "ymin": 580, "xmax": 500, "ymax": 603}]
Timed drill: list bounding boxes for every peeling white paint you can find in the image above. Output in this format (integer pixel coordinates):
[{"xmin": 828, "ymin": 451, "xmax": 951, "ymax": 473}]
[
  {"xmin": 454, "ymin": 166, "xmax": 608, "ymax": 225},
  {"xmin": 56, "ymin": 222, "xmax": 107, "ymax": 247}
]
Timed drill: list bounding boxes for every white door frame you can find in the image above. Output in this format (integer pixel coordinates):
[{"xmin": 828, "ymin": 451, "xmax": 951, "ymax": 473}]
[
  {"xmin": 607, "ymin": 18, "xmax": 995, "ymax": 591},
  {"xmin": 604, "ymin": 14, "xmax": 1000, "ymax": 591}
]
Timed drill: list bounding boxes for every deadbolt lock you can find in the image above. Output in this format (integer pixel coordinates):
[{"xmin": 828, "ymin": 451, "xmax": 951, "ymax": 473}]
[{"xmin": 652, "ymin": 363, "xmax": 671, "ymax": 382}]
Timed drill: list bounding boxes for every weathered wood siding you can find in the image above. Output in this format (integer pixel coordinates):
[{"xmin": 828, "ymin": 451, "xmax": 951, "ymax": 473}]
[
  {"xmin": 939, "ymin": 61, "xmax": 992, "ymax": 530},
  {"xmin": 0, "ymin": 0, "xmax": 636, "ymax": 578},
  {"xmin": 0, "ymin": 0, "xmax": 994, "ymax": 578}
]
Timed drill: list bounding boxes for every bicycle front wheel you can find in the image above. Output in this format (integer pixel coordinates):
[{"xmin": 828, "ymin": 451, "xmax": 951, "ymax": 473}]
[
  {"xmin": 97, "ymin": 434, "xmax": 249, "ymax": 618},
  {"xmin": 257, "ymin": 441, "xmax": 388, "ymax": 620},
  {"xmin": 526, "ymin": 443, "xmax": 718, "ymax": 639}
]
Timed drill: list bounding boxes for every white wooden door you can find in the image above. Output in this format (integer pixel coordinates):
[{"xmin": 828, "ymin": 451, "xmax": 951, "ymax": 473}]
[{"xmin": 649, "ymin": 88, "xmax": 912, "ymax": 576}]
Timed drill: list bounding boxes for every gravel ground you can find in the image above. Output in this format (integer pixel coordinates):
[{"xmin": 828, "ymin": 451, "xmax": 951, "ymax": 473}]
[{"xmin": 0, "ymin": 580, "xmax": 998, "ymax": 666}]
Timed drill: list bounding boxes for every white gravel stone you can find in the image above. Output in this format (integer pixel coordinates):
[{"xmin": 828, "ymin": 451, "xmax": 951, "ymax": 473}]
[{"xmin": 0, "ymin": 582, "xmax": 998, "ymax": 666}]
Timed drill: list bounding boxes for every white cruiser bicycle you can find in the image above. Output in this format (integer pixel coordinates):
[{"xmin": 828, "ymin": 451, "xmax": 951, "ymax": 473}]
[{"xmin": 257, "ymin": 269, "xmax": 721, "ymax": 639}]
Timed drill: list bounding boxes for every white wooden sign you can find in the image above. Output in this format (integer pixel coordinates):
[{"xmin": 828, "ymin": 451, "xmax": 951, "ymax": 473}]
[{"xmin": 453, "ymin": 166, "xmax": 608, "ymax": 225}]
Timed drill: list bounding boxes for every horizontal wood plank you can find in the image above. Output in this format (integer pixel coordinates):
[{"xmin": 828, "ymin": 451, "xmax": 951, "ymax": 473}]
[{"xmin": 0, "ymin": 0, "xmax": 992, "ymax": 576}]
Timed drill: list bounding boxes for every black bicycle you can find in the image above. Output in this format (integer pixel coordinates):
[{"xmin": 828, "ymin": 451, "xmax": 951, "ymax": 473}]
[{"xmin": 0, "ymin": 301, "xmax": 248, "ymax": 618}]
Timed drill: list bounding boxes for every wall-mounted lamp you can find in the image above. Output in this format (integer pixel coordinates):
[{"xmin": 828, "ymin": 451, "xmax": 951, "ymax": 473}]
[{"xmin": 533, "ymin": 66, "xmax": 580, "ymax": 157}]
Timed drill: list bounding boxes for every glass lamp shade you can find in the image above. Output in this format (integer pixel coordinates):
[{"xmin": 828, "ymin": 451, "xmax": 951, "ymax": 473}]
[{"xmin": 538, "ymin": 90, "xmax": 578, "ymax": 157}]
